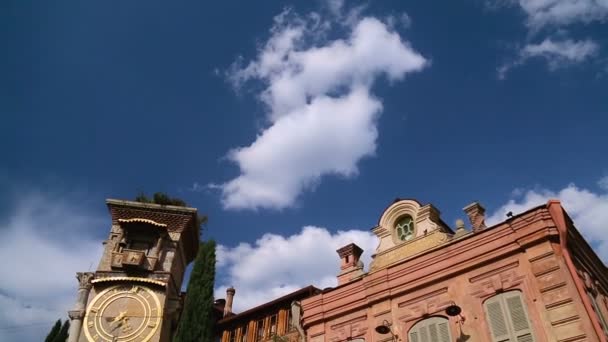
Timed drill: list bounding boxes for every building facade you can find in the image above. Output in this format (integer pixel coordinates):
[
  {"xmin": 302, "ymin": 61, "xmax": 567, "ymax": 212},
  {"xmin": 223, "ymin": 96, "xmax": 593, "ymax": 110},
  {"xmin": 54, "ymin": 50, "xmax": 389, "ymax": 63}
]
[
  {"xmin": 216, "ymin": 286, "xmax": 321, "ymax": 342},
  {"xmin": 67, "ymin": 197, "xmax": 608, "ymax": 342},
  {"xmin": 67, "ymin": 199, "xmax": 199, "ymax": 342},
  {"xmin": 301, "ymin": 199, "xmax": 608, "ymax": 342}
]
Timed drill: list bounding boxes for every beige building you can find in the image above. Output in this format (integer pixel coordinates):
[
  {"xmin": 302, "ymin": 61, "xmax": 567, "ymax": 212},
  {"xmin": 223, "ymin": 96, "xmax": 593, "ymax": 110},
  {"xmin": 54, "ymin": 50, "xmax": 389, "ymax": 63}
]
[{"xmin": 67, "ymin": 199, "xmax": 199, "ymax": 342}]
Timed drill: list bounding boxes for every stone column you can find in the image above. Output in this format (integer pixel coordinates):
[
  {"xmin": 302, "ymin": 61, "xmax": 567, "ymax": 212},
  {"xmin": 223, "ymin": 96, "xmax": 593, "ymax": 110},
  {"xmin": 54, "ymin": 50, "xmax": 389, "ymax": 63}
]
[{"xmin": 67, "ymin": 272, "xmax": 94, "ymax": 342}]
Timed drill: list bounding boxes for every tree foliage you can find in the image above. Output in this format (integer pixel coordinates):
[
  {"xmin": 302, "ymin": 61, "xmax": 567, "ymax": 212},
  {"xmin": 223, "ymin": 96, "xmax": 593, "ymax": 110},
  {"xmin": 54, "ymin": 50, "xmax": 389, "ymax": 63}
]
[
  {"xmin": 134, "ymin": 192, "xmax": 208, "ymax": 228},
  {"xmin": 45, "ymin": 319, "xmax": 70, "ymax": 342},
  {"xmin": 45, "ymin": 320, "xmax": 61, "ymax": 342},
  {"xmin": 173, "ymin": 240, "xmax": 217, "ymax": 342},
  {"xmin": 52, "ymin": 320, "xmax": 70, "ymax": 342}
]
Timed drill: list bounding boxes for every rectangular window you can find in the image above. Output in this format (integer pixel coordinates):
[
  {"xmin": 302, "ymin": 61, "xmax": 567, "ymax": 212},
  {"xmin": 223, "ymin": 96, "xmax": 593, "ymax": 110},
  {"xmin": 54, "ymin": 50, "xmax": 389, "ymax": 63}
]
[
  {"xmin": 229, "ymin": 330, "xmax": 236, "ymax": 342},
  {"xmin": 256, "ymin": 319, "xmax": 265, "ymax": 341},
  {"xmin": 587, "ymin": 291, "xmax": 608, "ymax": 334},
  {"xmin": 269, "ymin": 314, "xmax": 277, "ymax": 336},
  {"xmin": 239, "ymin": 325, "xmax": 248, "ymax": 342}
]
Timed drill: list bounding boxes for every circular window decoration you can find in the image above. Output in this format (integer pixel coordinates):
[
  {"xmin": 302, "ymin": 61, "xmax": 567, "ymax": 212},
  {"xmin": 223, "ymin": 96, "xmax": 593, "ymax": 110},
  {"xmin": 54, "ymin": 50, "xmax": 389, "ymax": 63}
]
[{"xmin": 396, "ymin": 215, "xmax": 415, "ymax": 241}]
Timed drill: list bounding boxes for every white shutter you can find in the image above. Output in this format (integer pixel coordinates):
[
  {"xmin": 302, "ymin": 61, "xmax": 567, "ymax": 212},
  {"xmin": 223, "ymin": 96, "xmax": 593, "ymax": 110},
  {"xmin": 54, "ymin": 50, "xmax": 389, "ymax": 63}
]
[
  {"xmin": 505, "ymin": 293, "xmax": 534, "ymax": 342},
  {"xmin": 409, "ymin": 317, "xmax": 452, "ymax": 342},
  {"xmin": 420, "ymin": 325, "xmax": 429, "ymax": 342},
  {"xmin": 485, "ymin": 295, "xmax": 512, "ymax": 342},
  {"xmin": 485, "ymin": 291, "xmax": 535, "ymax": 342},
  {"xmin": 437, "ymin": 321, "xmax": 450, "ymax": 342},
  {"xmin": 428, "ymin": 322, "xmax": 439, "ymax": 341},
  {"xmin": 409, "ymin": 330, "xmax": 419, "ymax": 342}
]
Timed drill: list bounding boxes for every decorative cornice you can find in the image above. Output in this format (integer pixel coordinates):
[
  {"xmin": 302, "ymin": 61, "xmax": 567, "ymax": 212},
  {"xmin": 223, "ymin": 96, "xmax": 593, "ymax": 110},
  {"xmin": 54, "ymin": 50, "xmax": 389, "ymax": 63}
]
[
  {"xmin": 378, "ymin": 200, "xmax": 420, "ymax": 229},
  {"xmin": 337, "ymin": 243, "xmax": 363, "ymax": 259},
  {"xmin": 118, "ymin": 218, "xmax": 168, "ymax": 227},
  {"xmin": 68, "ymin": 310, "xmax": 85, "ymax": 320},
  {"xmin": 91, "ymin": 276, "xmax": 166, "ymax": 287},
  {"xmin": 76, "ymin": 272, "xmax": 95, "ymax": 290},
  {"xmin": 106, "ymin": 198, "xmax": 197, "ymax": 213}
]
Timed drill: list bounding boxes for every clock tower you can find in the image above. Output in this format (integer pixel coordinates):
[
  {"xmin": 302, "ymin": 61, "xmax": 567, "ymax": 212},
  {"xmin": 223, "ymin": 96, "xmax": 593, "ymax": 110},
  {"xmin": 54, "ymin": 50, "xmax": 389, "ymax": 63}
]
[{"xmin": 67, "ymin": 199, "xmax": 200, "ymax": 342}]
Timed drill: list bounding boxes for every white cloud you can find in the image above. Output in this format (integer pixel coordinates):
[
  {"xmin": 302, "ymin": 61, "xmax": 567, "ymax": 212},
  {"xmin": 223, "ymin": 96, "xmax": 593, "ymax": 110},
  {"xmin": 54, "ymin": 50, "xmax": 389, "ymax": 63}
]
[
  {"xmin": 598, "ymin": 175, "xmax": 608, "ymax": 190},
  {"xmin": 487, "ymin": 179, "xmax": 608, "ymax": 262},
  {"xmin": 215, "ymin": 226, "xmax": 377, "ymax": 312},
  {"xmin": 0, "ymin": 190, "xmax": 103, "ymax": 341},
  {"xmin": 220, "ymin": 8, "xmax": 427, "ymax": 210},
  {"xmin": 385, "ymin": 12, "xmax": 413, "ymax": 30},
  {"xmin": 498, "ymin": 38, "xmax": 599, "ymax": 78},
  {"xmin": 521, "ymin": 38, "xmax": 599, "ymax": 63},
  {"xmin": 399, "ymin": 12, "xmax": 413, "ymax": 28},
  {"xmin": 492, "ymin": 0, "xmax": 605, "ymax": 78},
  {"xmin": 216, "ymin": 179, "xmax": 608, "ymax": 314},
  {"xmin": 518, "ymin": 0, "xmax": 608, "ymax": 29}
]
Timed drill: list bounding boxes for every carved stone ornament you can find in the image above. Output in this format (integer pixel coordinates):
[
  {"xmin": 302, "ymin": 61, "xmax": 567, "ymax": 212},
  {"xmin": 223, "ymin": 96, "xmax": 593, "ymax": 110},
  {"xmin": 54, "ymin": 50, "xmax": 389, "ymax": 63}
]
[
  {"xmin": 68, "ymin": 310, "xmax": 85, "ymax": 320},
  {"xmin": 76, "ymin": 272, "xmax": 95, "ymax": 289},
  {"xmin": 291, "ymin": 301, "xmax": 306, "ymax": 342}
]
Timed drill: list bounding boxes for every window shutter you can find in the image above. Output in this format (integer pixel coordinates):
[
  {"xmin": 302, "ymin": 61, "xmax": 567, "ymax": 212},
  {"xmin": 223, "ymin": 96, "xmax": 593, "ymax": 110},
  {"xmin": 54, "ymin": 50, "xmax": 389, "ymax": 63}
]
[
  {"xmin": 485, "ymin": 291, "xmax": 536, "ymax": 342},
  {"xmin": 587, "ymin": 291, "xmax": 608, "ymax": 334},
  {"xmin": 428, "ymin": 322, "xmax": 439, "ymax": 341},
  {"xmin": 437, "ymin": 321, "xmax": 450, "ymax": 342},
  {"xmin": 409, "ymin": 330, "xmax": 419, "ymax": 342},
  {"xmin": 505, "ymin": 293, "xmax": 534, "ymax": 342},
  {"xmin": 409, "ymin": 317, "xmax": 452, "ymax": 342},
  {"xmin": 420, "ymin": 325, "xmax": 429, "ymax": 342},
  {"xmin": 485, "ymin": 296, "xmax": 512, "ymax": 342}
]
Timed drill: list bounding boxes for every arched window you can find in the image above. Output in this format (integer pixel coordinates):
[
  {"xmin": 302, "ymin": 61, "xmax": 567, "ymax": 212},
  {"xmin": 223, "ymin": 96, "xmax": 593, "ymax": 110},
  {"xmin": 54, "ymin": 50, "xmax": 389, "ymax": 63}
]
[
  {"xmin": 396, "ymin": 215, "xmax": 415, "ymax": 241},
  {"xmin": 484, "ymin": 291, "xmax": 535, "ymax": 342},
  {"xmin": 408, "ymin": 316, "xmax": 451, "ymax": 342}
]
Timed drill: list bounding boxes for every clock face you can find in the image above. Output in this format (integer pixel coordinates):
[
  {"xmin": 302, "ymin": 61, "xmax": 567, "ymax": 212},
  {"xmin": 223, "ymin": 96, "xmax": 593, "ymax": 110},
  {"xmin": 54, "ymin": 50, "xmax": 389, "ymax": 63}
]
[{"xmin": 83, "ymin": 284, "xmax": 162, "ymax": 342}]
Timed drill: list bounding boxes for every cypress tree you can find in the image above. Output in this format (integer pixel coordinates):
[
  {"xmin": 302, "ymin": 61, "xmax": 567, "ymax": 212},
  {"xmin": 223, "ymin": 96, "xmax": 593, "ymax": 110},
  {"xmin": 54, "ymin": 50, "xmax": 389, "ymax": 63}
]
[
  {"xmin": 174, "ymin": 240, "xmax": 217, "ymax": 342},
  {"xmin": 51, "ymin": 319, "xmax": 70, "ymax": 342},
  {"xmin": 45, "ymin": 319, "xmax": 61, "ymax": 342}
]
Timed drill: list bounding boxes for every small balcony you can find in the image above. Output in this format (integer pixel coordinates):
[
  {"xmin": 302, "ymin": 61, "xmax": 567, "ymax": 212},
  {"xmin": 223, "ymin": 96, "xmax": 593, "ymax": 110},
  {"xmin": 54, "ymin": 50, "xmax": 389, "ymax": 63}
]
[{"xmin": 111, "ymin": 249, "xmax": 158, "ymax": 271}]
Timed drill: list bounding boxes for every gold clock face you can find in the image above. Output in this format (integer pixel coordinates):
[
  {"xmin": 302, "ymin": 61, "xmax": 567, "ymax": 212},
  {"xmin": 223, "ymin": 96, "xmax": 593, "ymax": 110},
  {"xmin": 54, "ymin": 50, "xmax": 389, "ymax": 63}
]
[{"xmin": 83, "ymin": 284, "xmax": 161, "ymax": 342}]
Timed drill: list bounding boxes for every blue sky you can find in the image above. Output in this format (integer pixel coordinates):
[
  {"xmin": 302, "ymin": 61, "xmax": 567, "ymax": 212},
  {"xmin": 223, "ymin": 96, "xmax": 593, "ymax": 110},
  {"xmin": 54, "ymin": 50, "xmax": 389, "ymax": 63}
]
[{"xmin": 1, "ymin": 0, "xmax": 608, "ymax": 340}]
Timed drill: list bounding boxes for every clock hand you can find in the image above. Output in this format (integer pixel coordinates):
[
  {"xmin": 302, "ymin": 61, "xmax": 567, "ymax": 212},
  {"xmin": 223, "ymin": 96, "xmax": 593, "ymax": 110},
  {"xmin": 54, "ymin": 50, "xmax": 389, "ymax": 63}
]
[
  {"xmin": 109, "ymin": 313, "xmax": 129, "ymax": 334},
  {"xmin": 106, "ymin": 311, "xmax": 128, "ymax": 325}
]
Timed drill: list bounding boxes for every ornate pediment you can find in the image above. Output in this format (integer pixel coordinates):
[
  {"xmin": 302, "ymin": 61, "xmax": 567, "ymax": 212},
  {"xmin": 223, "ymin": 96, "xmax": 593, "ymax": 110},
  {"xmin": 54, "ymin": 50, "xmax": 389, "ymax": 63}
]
[{"xmin": 370, "ymin": 199, "xmax": 452, "ymax": 271}]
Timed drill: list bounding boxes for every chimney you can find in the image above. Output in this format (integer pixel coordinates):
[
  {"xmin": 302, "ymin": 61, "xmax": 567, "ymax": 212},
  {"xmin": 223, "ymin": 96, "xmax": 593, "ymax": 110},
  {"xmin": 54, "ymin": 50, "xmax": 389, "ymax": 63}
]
[
  {"xmin": 463, "ymin": 202, "xmax": 486, "ymax": 231},
  {"xmin": 336, "ymin": 243, "xmax": 364, "ymax": 286},
  {"xmin": 224, "ymin": 286, "xmax": 235, "ymax": 317}
]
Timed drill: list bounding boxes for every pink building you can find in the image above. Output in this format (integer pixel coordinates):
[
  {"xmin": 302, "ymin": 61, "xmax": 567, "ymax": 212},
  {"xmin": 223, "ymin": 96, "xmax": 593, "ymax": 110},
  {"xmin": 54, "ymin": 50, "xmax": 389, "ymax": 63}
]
[{"xmin": 301, "ymin": 199, "xmax": 608, "ymax": 342}]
